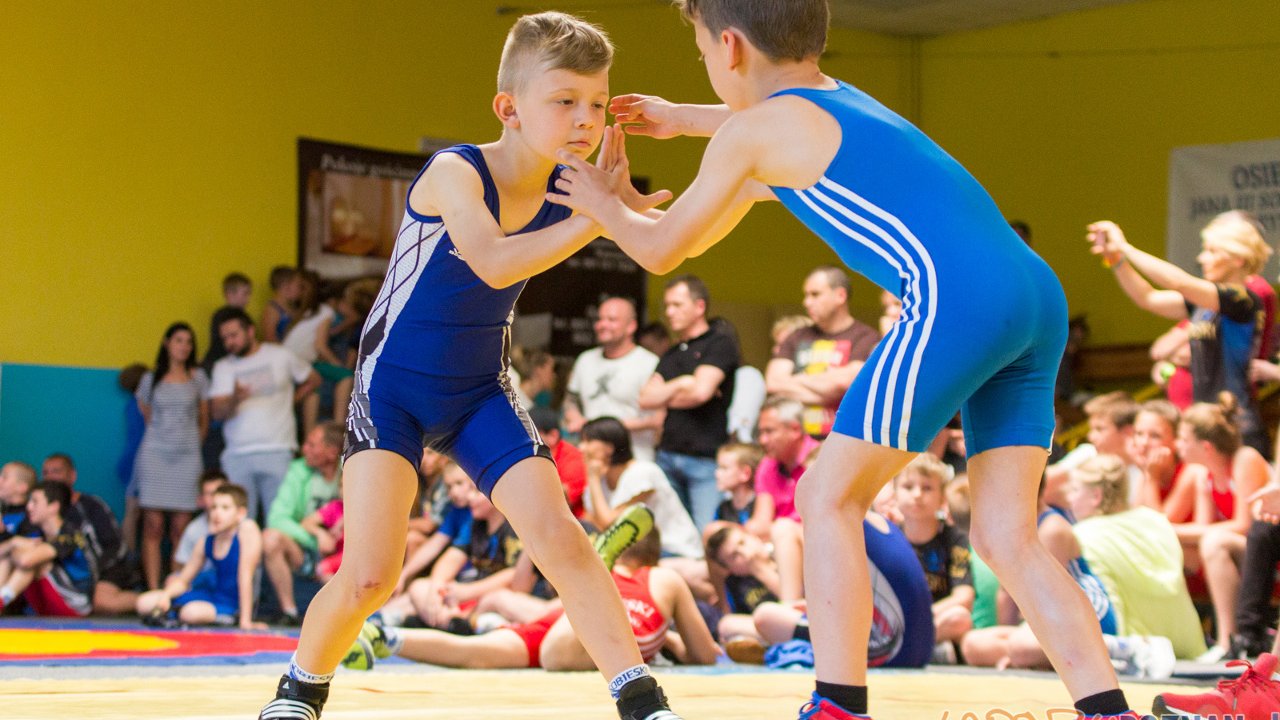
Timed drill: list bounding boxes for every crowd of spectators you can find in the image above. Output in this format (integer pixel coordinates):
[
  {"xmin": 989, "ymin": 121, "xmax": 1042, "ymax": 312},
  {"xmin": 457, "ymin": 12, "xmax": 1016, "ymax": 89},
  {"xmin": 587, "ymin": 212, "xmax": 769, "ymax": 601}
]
[{"xmin": 4, "ymin": 208, "xmax": 1280, "ymax": 677}]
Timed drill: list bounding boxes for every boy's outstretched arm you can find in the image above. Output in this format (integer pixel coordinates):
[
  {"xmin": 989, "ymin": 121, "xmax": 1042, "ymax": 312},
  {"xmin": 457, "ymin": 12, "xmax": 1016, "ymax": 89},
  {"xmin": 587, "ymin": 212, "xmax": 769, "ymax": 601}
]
[
  {"xmin": 610, "ymin": 94, "xmax": 731, "ymax": 139},
  {"xmin": 548, "ymin": 114, "xmax": 773, "ymax": 275},
  {"xmin": 431, "ymin": 127, "xmax": 667, "ymax": 289}
]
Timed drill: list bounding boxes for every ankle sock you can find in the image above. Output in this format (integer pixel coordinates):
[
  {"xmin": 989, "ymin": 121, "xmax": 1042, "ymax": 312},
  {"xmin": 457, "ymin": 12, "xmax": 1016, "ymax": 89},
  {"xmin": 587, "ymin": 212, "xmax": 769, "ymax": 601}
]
[
  {"xmin": 1073, "ymin": 689, "xmax": 1129, "ymax": 717},
  {"xmin": 288, "ymin": 655, "xmax": 333, "ymax": 686},
  {"xmin": 815, "ymin": 682, "xmax": 867, "ymax": 716},
  {"xmin": 382, "ymin": 626, "xmax": 405, "ymax": 655},
  {"xmin": 609, "ymin": 664, "xmax": 652, "ymax": 699},
  {"xmin": 793, "ymin": 618, "xmax": 811, "ymax": 642}
]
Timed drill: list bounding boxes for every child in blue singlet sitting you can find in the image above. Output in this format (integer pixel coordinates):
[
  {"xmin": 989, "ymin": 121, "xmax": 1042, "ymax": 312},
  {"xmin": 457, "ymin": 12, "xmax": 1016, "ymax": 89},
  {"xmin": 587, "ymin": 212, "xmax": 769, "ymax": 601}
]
[
  {"xmin": 257, "ymin": 11, "xmax": 679, "ymax": 720},
  {"xmin": 136, "ymin": 484, "xmax": 262, "ymax": 629},
  {"xmin": 546, "ymin": 2, "xmax": 1150, "ymax": 717}
]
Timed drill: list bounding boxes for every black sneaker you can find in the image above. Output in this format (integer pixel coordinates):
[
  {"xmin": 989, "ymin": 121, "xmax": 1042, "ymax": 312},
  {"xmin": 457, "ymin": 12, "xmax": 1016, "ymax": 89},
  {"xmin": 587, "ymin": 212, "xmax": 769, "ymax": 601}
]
[
  {"xmin": 276, "ymin": 612, "xmax": 303, "ymax": 628},
  {"xmin": 258, "ymin": 674, "xmax": 328, "ymax": 720},
  {"xmin": 616, "ymin": 676, "xmax": 682, "ymax": 720}
]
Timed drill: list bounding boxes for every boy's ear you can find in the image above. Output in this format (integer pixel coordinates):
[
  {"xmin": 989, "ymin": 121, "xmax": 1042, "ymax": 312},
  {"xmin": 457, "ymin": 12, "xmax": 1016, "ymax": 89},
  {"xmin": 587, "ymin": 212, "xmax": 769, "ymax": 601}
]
[
  {"xmin": 722, "ymin": 28, "xmax": 746, "ymax": 71},
  {"xmin": 494, "ymin": 92, "xmax": 519, "ymax": 129}
]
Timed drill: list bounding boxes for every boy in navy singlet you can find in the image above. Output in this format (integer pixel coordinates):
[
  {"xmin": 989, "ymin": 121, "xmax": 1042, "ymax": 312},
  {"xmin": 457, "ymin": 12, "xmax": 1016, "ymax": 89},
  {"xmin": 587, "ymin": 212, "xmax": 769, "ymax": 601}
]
[
  {"xmin": 546, "ymin": 2, "xmax": 1146, "ymax": 718},
  {"xmin": 136, "ymin": 484, "xmax": 262, "ymax": 629},
  {"xmin": 257, "ymin": 12, "xmax": 678, "ymax": 720}
]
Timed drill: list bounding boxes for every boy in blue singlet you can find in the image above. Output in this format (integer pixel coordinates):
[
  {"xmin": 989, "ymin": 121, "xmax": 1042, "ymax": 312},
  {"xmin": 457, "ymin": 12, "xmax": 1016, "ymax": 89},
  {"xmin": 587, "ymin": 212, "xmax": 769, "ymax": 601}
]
[
  {"xmin": 136, "ymin": 484, "xmax": 263, "ymax": 629},
  {"xmin": 546, "ymin": 2, "xmax": 1150, "ymax": 718},
  {"xmin": 257, "ymin": 11, "xmax": 679, "ymax": 720}
]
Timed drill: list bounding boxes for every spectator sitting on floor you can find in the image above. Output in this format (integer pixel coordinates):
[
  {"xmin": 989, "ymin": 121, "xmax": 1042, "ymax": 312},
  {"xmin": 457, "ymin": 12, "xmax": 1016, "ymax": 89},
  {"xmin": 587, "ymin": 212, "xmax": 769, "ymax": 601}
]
[
  {"xmin": 894, "ymin": 453, "xmax": 973, "ymax": 660},
  {"xmin": 579, "ymin": 416, "xmax": 711, "ymax": 600},
  {"xmin": 1173, "ymin": 397, "xmax": 1269, "ymax": 662},
  {"xmin": 722, "ymin": 512, "xmax": 934, "ymax": 670},
  {"xmin": 1044, "ymin": 391, "xmax": 1141, "ymax": 509},
  {"xmin": 171, "ymin": 470, "xmax": 230, "ymax": 578},
  {"xmin": 1, "ymin": 461, "xmax": 38, "ymax": 540},
  {"xmin": 300, "ymin": 480, "xmax": 345, "ymax": 584},
  {"xmin": 394, "ymin": 462, "xmax": 474, "ymax": 597},
  {"xmin": 1132, "ymin": 400, "xmax": 1194, "ymax": 523},
  {"xmin": 1068, "ymin": 454, "xmax": 1207, "ymax": 660},
  {"xmin": 260, "ymin": 422, "xmax": 343, "ymax": 625},
  {"xmin": 346, "ymin": 528, "xmax": 718, "ymax": 672},
  {"xmin": 136, "ymin": 484, "xmax": 263, "ymax": 629},
  {"xmin": 41, "ymin": 453, "xmax": 139, "ymax": 615},
  {"xmin": 529, "ymin": 407, "xmax": 587, "ymax": 518},
  {"xmin": 710, "ymin": 442, "xmax": 764, "ymax": 530},
  {"xmin": 0, "ymin": 482, "xmax": 98, "ymax": 617},
  {"xmin": 754, "ymin": 398, "xmax": 821, "ymax": 601}
]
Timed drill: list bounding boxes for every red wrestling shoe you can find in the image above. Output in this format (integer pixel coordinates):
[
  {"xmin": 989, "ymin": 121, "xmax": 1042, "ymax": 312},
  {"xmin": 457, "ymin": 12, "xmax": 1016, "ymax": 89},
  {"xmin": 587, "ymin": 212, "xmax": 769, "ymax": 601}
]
[{"xmin": 1152, "ymin": 653, "xmax": 1280, "ymax": 719}]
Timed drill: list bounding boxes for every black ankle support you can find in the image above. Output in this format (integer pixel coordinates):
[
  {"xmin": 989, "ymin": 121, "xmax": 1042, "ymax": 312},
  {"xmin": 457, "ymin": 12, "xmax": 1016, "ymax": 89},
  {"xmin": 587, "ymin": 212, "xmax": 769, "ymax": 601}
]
[
  {"xmin": 276, "ymin": 675, "xmax": 330, "ymax": 710},
  {"xmin": 616, "ymin": 676, "xmax": 669, "ymax": 720}
]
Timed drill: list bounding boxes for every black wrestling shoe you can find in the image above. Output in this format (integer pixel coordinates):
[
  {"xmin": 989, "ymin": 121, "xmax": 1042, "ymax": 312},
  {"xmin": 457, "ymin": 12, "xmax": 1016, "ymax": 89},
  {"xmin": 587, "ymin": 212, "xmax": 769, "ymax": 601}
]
[
  {"xmin": 258, "ymin": 674, "xmax": 329, "ymax": 720},
  {"xmin": 616, "ymin": 676, "xmax": 682, "ymax": 720}
]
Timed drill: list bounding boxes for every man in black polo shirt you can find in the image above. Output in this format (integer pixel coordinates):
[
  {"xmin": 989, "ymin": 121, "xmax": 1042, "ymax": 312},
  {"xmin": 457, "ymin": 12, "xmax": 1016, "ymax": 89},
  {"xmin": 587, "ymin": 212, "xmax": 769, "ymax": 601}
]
[{"xmin": 640, "ymin": 275, "xmax": 738, "ymax": 531}]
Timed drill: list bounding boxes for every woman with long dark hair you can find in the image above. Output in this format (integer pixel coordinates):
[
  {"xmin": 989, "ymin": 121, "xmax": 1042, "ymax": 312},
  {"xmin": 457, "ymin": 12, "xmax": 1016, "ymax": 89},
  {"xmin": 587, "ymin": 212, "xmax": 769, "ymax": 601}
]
[{"xmin": 134, "ymin": 322, "xmax": 209, "ymax": 590}]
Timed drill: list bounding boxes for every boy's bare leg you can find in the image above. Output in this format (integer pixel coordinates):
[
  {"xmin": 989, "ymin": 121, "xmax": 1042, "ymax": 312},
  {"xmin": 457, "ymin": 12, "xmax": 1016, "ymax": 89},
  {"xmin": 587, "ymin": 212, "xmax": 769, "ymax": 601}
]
[
  {"xmin": 771, "ymin": 517, "xmax": 805, "ymax": 602},
  {"xmin": 539, "ymin": 613, "xmax": 598, "ymax": 671},
  {"xmin": 796, "ymin": 434, "xmax": 914, "ymax": 687},
  {"xmin": 491, "ymin": 457, "xmax": 644, "ymax": 679},
  {"xmin": 398, "ymin": 626, "xmax": 530, "ymax": 669},
  {"xmin": 293, "ymin": 449, "xmax": 418, "ymax": 674},
  {"xmin": 967, "ymin": 446, "xmax": 1119, "ymax": 700}
]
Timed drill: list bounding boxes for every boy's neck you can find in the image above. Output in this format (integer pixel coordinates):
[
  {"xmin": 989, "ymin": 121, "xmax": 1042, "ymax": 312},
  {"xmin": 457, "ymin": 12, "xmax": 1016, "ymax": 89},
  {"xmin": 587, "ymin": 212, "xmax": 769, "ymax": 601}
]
[
  {"xmin": 483, "ymin": 135, "xmax": 559, "ymax": 194},
  {"xmin": 746, "ymin": 60, "xmax": 832, "ymax": 105},
  {"xmin": 40, "ymin": 517, "xmax": 62, "ymax": 538},
  {"xmin": 213, "ymin": 521, "xmax": 240, "ymax": 541},
  {"xmin": 901, "ymin": 514, "xmax": 940, "ymax": 544},
  {"xmin": 731, "ymin": 484, "xmax": 755, "ymax": 508}
]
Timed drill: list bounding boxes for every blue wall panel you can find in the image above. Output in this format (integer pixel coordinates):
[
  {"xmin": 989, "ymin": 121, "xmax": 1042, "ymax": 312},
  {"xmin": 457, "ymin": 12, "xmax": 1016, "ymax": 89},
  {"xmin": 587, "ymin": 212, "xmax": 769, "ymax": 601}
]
[{"xmin": 0, "ymin": 363, "xmax": 131, "ymax": 519}]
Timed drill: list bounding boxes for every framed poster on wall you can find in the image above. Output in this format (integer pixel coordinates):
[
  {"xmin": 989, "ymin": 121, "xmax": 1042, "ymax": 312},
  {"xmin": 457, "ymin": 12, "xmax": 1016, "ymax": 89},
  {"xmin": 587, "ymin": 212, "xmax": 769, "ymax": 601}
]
[{"xmin": 297, "ymin": 137, "xmax": 448, "ymax": 278}]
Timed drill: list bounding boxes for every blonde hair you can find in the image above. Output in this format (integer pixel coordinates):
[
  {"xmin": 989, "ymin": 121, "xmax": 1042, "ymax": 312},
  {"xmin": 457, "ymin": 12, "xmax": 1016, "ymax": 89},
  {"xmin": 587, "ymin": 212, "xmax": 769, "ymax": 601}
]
[
  {"xmin": 1180, "ymin": 395, "xmax": 1242, "ymax": 457},
  {"xmin": 1083, "ymin": 391, "xmax": 1139, "ymax": 429},
  {"xmin": 771, "ymin": 314, "xmax": 813, "ymax": 344},
  {"xmin": 1201, "ymin": 210, "xmax": 1271, "ymax": 276},
  {"xmin": 717, "ymin": 442, "xmax": 764, "ymax": 473},
  {"xmin": 896, "ymin": 453, "xmax": 954, "ymax": 487},
  {"xmin": 1071, "ymin": 454, "xmax": 1129, "ymax": 516},
  {"xmin": 496, "ymin": 12, "xmax": 613, "ymax": 94}
]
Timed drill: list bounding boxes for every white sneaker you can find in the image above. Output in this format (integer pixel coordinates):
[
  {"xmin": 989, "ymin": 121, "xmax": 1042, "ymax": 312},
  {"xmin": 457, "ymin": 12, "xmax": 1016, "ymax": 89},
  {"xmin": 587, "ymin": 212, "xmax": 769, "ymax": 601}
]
[
  {"xmin": 1134, "ymin": 635, "xmax": 1176, "ymax": 679},
  {"xmin": 1195, "ymin": 643, "xmax": 1231, "ymax": 664}
]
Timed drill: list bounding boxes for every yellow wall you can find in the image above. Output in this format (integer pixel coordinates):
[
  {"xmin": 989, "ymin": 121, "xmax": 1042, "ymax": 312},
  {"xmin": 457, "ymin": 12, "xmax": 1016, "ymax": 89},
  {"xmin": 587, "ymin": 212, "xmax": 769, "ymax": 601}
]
[
  {"xmin": 1, "ymin": 1, "xmax": 906, "ymax": 369},
  {"xmin": 6, "ymin": 0, "xmax": 1277, "ymax": 368},
  {"xmin": 919, "ymin": 0, "xmax": 1280, "ymax": 344}
]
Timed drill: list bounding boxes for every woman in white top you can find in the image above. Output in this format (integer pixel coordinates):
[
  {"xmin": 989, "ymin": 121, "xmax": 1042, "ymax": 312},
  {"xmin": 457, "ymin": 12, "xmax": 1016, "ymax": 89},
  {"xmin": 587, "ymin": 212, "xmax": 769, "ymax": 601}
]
[{"xmin": 579, "ymin": 417, "xmax": 712, "ymax": 600}]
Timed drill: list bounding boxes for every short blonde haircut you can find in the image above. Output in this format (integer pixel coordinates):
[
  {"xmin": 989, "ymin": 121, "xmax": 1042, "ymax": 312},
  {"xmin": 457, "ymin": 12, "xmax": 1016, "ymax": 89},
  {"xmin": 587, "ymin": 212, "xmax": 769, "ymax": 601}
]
[
  {"xmin": 497, "ymin": 12, "xmax": 613, "ymax": 95},
  {"xmin": 1201, "ymin": 210, "xmax": 1271, "ymax": 276},
  {"xmin": 1083, "ymin": 391, "xmax": 1139, "ymax": 429},
  {"xmin": 1071, "ymin": 454, "xmax": 1129, "ymax": 516},
  {"xmin": 896, "ymin": 453, "xmax": 954, "ymax": 488},
  {"xmin": 771, "ymin": 314, "xmax": 813, "ymax": 343},
  {"xmin": 717, "ymin": 442, "xmax": 765, "ymax": 473}
]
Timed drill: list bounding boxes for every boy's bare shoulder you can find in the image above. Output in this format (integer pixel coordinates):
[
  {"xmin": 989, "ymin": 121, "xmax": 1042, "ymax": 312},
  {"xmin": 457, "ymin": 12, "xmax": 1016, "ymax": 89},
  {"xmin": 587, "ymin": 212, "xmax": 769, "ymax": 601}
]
[{"xmin": 412, "ymin": 151, "xmax": 485, "ymax": 215}]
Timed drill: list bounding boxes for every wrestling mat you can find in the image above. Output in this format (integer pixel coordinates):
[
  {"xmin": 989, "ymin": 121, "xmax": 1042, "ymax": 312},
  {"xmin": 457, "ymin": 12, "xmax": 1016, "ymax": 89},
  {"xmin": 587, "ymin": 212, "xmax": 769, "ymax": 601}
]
[{"xmin": 0, "ymin": 620, "xmax": 299, "ymax": 666}]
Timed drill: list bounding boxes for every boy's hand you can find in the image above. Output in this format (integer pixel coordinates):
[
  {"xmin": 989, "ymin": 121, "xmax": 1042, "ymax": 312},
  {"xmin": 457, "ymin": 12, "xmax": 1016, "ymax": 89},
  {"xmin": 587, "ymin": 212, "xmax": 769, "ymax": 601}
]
[
  {"xmin": 1086, "ymin": 221, "xmax": 1128, "ymax": 266},
  {"xmin": 593, "ymin": 125, "xmax": 672, "ymax": 213},
  {"xmin": 611, "ymin": 94, "xmax": 685, "ymax": 139},
  {"xmin": 548, "ymin": 148, "xmax": 627, "ymax": 222}
]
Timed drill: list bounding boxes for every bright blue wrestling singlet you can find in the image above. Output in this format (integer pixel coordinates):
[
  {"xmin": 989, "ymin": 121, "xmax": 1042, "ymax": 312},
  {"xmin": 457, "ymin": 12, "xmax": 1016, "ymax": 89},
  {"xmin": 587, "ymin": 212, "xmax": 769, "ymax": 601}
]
[{"xmin": 769, "ymin": 81, "xmax": 1067, "ymax": 455}]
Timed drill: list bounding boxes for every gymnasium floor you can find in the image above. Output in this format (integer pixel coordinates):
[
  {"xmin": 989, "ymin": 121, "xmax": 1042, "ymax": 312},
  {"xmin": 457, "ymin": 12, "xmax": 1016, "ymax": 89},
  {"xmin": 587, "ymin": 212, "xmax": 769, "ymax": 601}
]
[{"xmin": 0, "ymin": 620, "xmax": 1207, "ymax": 720}]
